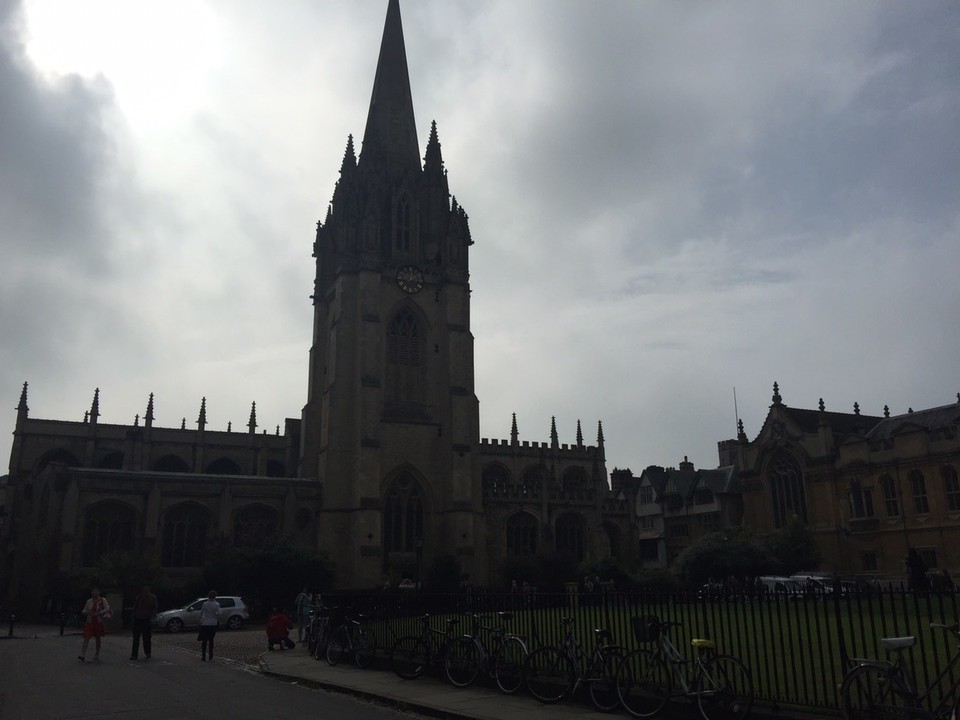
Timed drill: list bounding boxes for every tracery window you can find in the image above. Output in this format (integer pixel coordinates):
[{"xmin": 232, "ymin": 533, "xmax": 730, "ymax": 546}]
[
  {"xmin": 506, "ymin": 512, "xmax": 538, "ymax": 555},
  {"xmin": 162, "ymin": 504, "xmax": 209, "ymax": 567},
  {"xmin": 768, "ymin": 450, "xmax": 807, "ymax": 528},
  {"xmin": 82, "ymin": 501, "xmax": 136, "ymax": 566},
  {"xmin": 386, "ymin": 309, "xmax": 423, "ymax": 408},
  {"xmin": 482, "ymin": 464, "xmax": 510, "ymax": 497},
  {"xmin": 555, "ymin": 513, "xmax": 585, "ymax": 561},
  {"xmin": 384, "ymin": 474, "xmax": 423, "ymax": 553}
]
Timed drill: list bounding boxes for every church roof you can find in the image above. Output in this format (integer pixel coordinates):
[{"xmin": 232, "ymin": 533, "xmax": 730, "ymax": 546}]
[
  {"xmin": 640, "ymin": 464, "xmax": 740, "ymax": 499},
  {"xmin": 360, "ymin": 0, "xmax": 421, "ymax": 179},
  {"xmin": 779, "ymin": 406, "xmax": 884, "ymax": 436},
  {"xmin": 865, "ymin": 403, "xmax": 960, "ymax": 443}
]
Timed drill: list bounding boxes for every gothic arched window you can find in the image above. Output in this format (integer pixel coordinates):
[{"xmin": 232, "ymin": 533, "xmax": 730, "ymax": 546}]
[
  {"xmin": 482, "ymin": 464, "xmax": 510, "ymax": 497},
  {"xmin": 233, "ymin": 504, "xmax": 279, "ymax": 548},
  {"xmin": 562, "ymin": 466, "xmax": 588, "ymax": 492},
  {"xmin": 386, "ymin": 308, "xmax": 423, "ymax": 407},
  {"xmin": 162, "ymin": 503, "xmax": 210, "ymax": 567},
  {"xmin": 384, "ymin": 474, "xmax": 423, "ymax": 553},
  {"xmin": 521, "ymin": 466, "xmax": 545, "ymax": 498},
  {"xmin": 506, "ymin": 512, "xmax": 538, "ymax": 555},
  {"xmin": 82, "ymin": 501, "xmax": 136, "ymax": 566},
  {"xmin": 556, "ymin": 513, "xmax": 585, "ymax": 561},
  {"xmin": 768, "ymin": 450, "xmax": 807, "ymax": 528}
]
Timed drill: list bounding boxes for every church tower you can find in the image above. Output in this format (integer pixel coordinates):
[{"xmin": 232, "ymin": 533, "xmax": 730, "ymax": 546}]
[{"xmin": 300, "ymin": 0, "xmax": 484, "ymax": 587}]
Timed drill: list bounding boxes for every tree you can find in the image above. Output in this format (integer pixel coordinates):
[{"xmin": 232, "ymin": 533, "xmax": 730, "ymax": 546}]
[
  {"xmin": 763, "ymin": 515, "xmax": 822, "ymax": 575},
  {"xmin": 674, "ymin": 530, "xmax": 780, "ymax": 587}
]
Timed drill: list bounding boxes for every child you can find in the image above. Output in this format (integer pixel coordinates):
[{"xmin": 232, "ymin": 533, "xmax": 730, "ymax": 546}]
[{"xmin": 266, "ymin": 607, "xmax": 295, "ymax": 650}]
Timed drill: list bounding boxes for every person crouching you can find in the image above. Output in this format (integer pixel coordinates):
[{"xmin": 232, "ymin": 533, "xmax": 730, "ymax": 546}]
[{"xmin": 266, "ymin": 607, "xmax": 295, "ymax": 651}]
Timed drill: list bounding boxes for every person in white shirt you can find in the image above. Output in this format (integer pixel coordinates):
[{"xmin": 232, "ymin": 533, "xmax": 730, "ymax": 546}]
[{"xmin": 197, "ymin": 590, "xmax": 220, "ymax": 661}]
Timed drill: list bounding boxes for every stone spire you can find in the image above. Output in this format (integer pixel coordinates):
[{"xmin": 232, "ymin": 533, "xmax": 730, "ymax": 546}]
[
  {"xmin": 510, "ymin": 413, "xmax": 518, "ymax": 446},
  {"xmin": 197, "ymin": 397, "xmax": 207, "ymax": 431},
  {"xmin": 423, "ymin": 120, "xmax": 444, "ymax": 177},
  {"xmin": 89, "ymin": 388, "xmax": 100, "ymax": 425},
  {"xmin": 248, "ymin": 401, "xmax": 258, "ymax": 434},
  {"xmin": 359, "ymin": 0, "xmax": 420, "ymax": 180},
  {"xmin": 145, "ymin": 392, "xmax": 155, "ymax": 429},
  {"xmin": 340, "ymin": 134, "xmax": 357, "ymax": 174},
  {"xmin": 14, "ymin": 381, "xmax": 29, "ymax": 432},
  {"xmin": 550, "ymin": 416, "xmax": 559, "ymax": 449},
  {"xmin": 597, "ymin": 421, "xmax": 605, "ymax": 460},
  {"xmin": 576, "ymin": 420, "xmax": 584, "ymax": 448}
]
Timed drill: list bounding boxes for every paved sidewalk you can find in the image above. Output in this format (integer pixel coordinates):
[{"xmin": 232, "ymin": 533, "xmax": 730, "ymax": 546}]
[{"xmin": 258, "ymin": 649, "xmax": 629, "ymax": 720}]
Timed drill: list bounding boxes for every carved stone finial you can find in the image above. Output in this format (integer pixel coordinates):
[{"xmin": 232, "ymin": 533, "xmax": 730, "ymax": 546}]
[
  {"xmin": 884, "ymin": 405, "xmax": 890, "ymax": 418},
  {"xmin": 772, "ymin": 382, "xmax": 782, "ymax": 405},
  {"xmin": 737, "ymin": 418, "xmax": 746, "ymax": 440},
  {"xmin": 854, "ymin": 402, "xmax": 860, "ymax": 415},
  {"xmin": 818, "ymin": 398, "xmax": 825, "ymax": 412}
]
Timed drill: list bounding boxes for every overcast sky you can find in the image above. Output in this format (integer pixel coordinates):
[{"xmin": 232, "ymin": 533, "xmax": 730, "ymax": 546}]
[{"xmin": 2, "ymin": 0, "xmax": 958, "ymax": 478}]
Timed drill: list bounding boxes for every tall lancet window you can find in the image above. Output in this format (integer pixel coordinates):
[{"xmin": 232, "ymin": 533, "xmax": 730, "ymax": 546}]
[
  {"xmin": 768, "ymin": 450, "xmax": 807, "ymax": 528},
  {"xmin": 384, "ymin": 474, "xmax": 423, "ymax": 553},
  {"xmin": 386, "ymin": 308, "xmax": 423, "ymax": 408},
  {"xmin": 396, "ymin": 194, "xmax": 412, "ymax": 252}
]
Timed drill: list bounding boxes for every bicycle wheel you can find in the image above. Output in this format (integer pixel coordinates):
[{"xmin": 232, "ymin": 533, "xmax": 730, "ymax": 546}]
[
  {"xmin": 325, "ymin": 625, "xmax": 348, "ymax": 666},
  {"xmin": 493, "ymin": 636, "xmax": 527, "ymax": 694},
  {"xmin": 617, "ymin": 648, "xmax": 671, "ymax": 718},
  {"xmin": 840, "ymin": 664, "xmax": 910, "ymax": 720},
  {"xmin": 391, "ymin": 636, "xmax": 428, "ymax": 679},
  {"xmin": 697, "ymin": 654, "xmax": 753, "ymax": 720},
  {"xmin": 588, "ymin": 649, "xmax": 623, "ymax": 713},
  {"xmin": 313, "ymin": 623, "xmax": 330, "ymax": 660},
  {"xmin": 524, "ymin": 646, "xmax": 575, "ymax": 704},
  {"xmin": 445, "ymin": 636, "xmax": 482, "ymax": 688},
  {"xmin": 354, "ymin": 628, "xmax": 374, "ymax": 668}
]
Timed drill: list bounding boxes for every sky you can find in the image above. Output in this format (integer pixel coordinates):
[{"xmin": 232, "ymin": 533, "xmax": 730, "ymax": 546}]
[{"xmin": 1, "ymin": 0, "xmax": 958, "ymax": 478}]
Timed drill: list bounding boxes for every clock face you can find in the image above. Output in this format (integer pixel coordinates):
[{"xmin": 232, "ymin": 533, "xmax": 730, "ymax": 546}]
[{"xmin": 396, "ymin": 265, "xmax": 424, "ymax": 294}]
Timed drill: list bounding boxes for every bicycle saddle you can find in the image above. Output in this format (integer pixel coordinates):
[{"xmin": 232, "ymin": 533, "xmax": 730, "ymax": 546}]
[{"xmin": 881, "ymin": 636, "xmax": 916, "ymax": 651}]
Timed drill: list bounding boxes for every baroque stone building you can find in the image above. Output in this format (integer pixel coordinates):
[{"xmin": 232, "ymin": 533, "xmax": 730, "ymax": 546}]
[
  {"xmin": 717, "ymin": 383, "xmax": 960, "ymax": 580},
  {"xmin": 1, "ymin": 0, "xmax": 630, "ymax": 612}
]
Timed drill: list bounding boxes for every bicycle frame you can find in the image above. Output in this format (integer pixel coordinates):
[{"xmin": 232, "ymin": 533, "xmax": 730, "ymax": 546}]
[
  {"xmin": 847, "ymin": 624, "xmax": 960, "ymax": 719},
  {"xmin": 651, "ymin": 623, "xmax": 719, "ymax": 700}
]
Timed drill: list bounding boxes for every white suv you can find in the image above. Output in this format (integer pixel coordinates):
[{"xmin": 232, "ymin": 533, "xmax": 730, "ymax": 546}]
[{"xmin": 153, "ymin": 596, "xmax": 250, "ymax": 633}]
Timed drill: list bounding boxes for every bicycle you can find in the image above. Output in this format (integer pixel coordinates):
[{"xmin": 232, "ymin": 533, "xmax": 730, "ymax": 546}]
[
  {"xmin": 838, "ymin": 622, "xmax": 960, "ymax": 720},
  {"xmin": 522, "ymin": 616, "xmax": 625, "ymax": 711},
  {"xmin": 444, "ymin": 611, "xmax": 529, "ymax": 693},
  {"xmin": 617, "ymin": 616, "xmax": 753, "ymax": 720},
  {"xmin": 304, "ymin": 605, "xmax": 338, "ymax": 660},
  {"xmin": 325, "ymin": 608, "xmax": 374, "ymax": 668},
  {"xmin": 389, "ymin": 613, "xmax": 461, "ymax": 681}
]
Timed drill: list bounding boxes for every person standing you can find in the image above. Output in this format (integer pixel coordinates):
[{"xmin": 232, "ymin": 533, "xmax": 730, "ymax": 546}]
[
  {"xmin": 197, "ymin": 590, "xmax": 220, "ymax": 661},
  {"xmin": 130, "ymin": 584, "xmax": 158, "ymax": 660},
  {"xmin": 294, "ymin": 587, "xmax": 312, "ymax": 641},
  {"xmin": 78, "ymin": 588, "xmax": 111, "ymax": 662}
]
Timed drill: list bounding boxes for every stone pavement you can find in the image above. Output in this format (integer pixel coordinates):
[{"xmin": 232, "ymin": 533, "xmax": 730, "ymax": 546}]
[{"xmin": 4, "ymin": 623, "xmax": 828, "ymax": 719}]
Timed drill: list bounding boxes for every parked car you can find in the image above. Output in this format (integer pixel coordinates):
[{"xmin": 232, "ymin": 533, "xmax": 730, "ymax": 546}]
[
  {"xmin": 789, "ymin": 573, "xmax": 834, "ymax": 596},
  {"xmin": 153, "ymin": 596, "xmax": 250, "ymax": 633},
  {"xmin": 757, "ymin": 575, "xmax": 801, "ymax": 596}
]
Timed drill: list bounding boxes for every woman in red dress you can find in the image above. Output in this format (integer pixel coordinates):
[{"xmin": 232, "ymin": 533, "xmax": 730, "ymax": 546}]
[{"xmin": 78, "ymin": 588, "xmax": 111, "ymax": 661}]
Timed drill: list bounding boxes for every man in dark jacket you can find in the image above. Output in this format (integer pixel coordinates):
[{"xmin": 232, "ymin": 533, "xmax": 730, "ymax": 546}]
[{"xmin": 130, "ymin": 585, "xmax": 158, "ymax": 659}]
